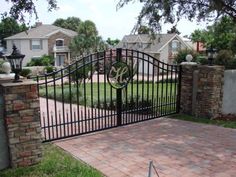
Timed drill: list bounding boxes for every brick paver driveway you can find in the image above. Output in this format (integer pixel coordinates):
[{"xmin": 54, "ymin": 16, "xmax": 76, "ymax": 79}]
[{"xmin": 55, "ymin": 118, "xmax": 236, "ymax": 177}]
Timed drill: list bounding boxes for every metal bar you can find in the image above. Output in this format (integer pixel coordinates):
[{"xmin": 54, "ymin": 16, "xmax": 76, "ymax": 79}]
[
  {"xmin": 76, "ymin": 61, "xmax": 80, "ymax": 134},
  {"xmin": 136, "ymin": 51, "xmax": 140, "ymax": 122},
  {"xmin": 117, "ymin": 89, "xmax": 122, "ymax": 126},
  {"xmin": 90, "ymin": 54, "xmax": 94, "ymax": 131},
  {"xmin": 151, "ymin": 58, "xmax": 155, "ymax": 118},
  {"xmin": 60, "ymin": 69, "xmax": 66, "ymax": 137},
  {"xmin": 96, "ymin": 53, "xmax": 101, "ymax": 130},
  {"xmin": 165, "ymin": 65, "xmax": 169, "ymax": 115},
  {"xmin": 147, "ymin": 54, "xmax": 150, "ymax": 119},
  {"xmin": 68, "ymin": 65, "xmax": 73, "ymax": 135},
  {"xmin": 141, "ymin": 52, "xmax": 145, "ymax": 121},
  {"xmin": 53, "ymin": 71, "xmax": 58, "ymax": 139},
  {"xmin": 177, "ymin": 65, "xmax": 182, "ymax": 113},
  {"xmin": 83, "ymin": 56, "xmax": 87, "ymax": 133},
  {"xmin": 44, "ymin": 74, "xmax": 51, "ymax": 140},
  {"xmin": 103, "ymin": 51, "xmax": 107, "ymax": 128},
  {"xmin": 130, "ymin": 50, "xmax": 134, "ymax": 123},
  {"xmin": 116, "ymin": 48, "xmax": 122, "ymax": 126}
]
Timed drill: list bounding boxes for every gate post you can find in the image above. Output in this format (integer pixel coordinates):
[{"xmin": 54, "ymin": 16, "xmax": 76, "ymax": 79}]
[{"xmin": 0, "ymin": 80, "xmax": 42, "ymax": 168}]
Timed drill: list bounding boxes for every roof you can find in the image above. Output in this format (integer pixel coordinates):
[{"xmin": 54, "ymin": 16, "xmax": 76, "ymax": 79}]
[
  {"xmin": 116, "ymin": 33, "xmax": 189, "ymax": 53},
  {"xmin": 5, "ymin": 25, "xmax": 77, "ymax": 40}
]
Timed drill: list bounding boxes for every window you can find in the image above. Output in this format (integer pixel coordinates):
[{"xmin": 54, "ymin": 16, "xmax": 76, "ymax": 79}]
[
  {"xmin": 56, "ymin": 39, "xmax": 64, "ymax": 46},
  {"xmin": 171, "ymin": 40, "xmax": 179, "ymax": 53},
  {"xmin": 31, "ymin": 39, "xmax": 42, "ymax": 50},
  {"xmin": 55, "ymin": 55, "xmax": 65, "ymax": 66}
]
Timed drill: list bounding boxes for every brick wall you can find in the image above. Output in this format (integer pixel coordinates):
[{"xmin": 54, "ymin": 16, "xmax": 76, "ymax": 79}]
[
  {"xmin": 180, "ymin": 64, "xmax": 225, "ymax": 119},
  {"xmin": 48, "ymin": 31, "xmax": 73, "ymax": 54},
  {"xmin": 0, "ymin": 80, "xmax": 42, "ymax": 168}
]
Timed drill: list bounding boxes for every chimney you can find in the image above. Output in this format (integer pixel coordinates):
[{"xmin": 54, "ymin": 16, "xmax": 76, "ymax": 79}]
[{"xmin": 35, "ymin": 22, "xmax": 43, "ymax": 27}]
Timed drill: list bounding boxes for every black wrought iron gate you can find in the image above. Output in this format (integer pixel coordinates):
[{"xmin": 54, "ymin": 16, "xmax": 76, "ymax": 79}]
[{"xmin": 37, "ymin": 48, "xmax": 181, "ymax": 142}]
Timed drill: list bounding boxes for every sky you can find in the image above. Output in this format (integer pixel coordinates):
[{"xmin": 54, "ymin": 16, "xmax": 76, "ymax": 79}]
[{"xmin": 1, "ymin": 0, "xmax": 211, "ymax": 40}]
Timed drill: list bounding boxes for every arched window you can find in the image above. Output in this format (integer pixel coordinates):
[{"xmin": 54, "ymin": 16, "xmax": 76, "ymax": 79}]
[
  {"xmin": 171, "ymin": 40, "xmax": 180, "ymax": 53},
  {"xmin": 56, "ymin": 39, "xmax": 64, "ymax": 46}
]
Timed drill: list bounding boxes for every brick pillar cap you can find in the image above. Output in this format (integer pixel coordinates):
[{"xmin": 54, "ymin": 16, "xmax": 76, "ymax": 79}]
[{"xmin": 0, "ymin": 80, "xmax": 37, "ymax": 87}]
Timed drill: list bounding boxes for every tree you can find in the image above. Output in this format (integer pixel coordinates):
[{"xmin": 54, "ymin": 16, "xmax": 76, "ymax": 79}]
[
  {"xmin": 137, "ymin": 25, "xmax": 151, "ymax": 34},
  {"xmin": 106, "ymin": 38, "xmax": 120, "ymax": 47},
  {"xmin": 190, "ymin": 16, "xmax": 236, "ymax": 52},
  {"xmin": 117, "ymin": 0, "xmax": 236, "ymax": 33},
  {"xmin": 2, "ymin": 0, "xmax": 57, "ymax": 22},
  {"xmin": 167, "ymin": 26, "xmax": 180, "ymax": 34},
  {"xmin": 70, "ymin": 20, "xmax": 107, "ymax": 56},
  {"xmin": 53, "ymin": 17, "xmax": 81, "ymax": 31},
  {"xmin": 0, "ymin": 17, "xmax": 28, "ymax": 47}
]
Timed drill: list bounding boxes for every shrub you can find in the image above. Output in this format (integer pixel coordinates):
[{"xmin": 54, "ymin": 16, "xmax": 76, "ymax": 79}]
[
  {"xmin": 174, "ymin": 49, "xmax": 199, "ymax": 64},
  {"xmin": 44, "ymin": 66, "xmax": 54, "ymax": 73},
  {"xmin": 20, "ymin": 68, "xmax": 31, "ymax": 77},
  {"xmin": 213, "ymin": 50, "xmax": 236, "ymax": 69},
  {"xmin": 27, "ymin": 55, "xmax": 54, "ymax": 66}
]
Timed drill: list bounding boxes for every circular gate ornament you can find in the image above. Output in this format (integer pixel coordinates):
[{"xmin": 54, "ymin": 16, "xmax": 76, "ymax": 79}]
[{"xmin": 107, "ymin": 61, "xmax": 131, "ymax": 89}]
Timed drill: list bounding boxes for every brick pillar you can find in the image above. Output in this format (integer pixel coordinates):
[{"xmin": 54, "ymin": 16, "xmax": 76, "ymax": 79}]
[
  {"xmin": 0, "ymin": 80, "xmax": 42, "ymax": 168},
  {"xmin": 180, "ymin": 64, "xmax": 198, "ymax": 114},
  {"xmin": 180, "ymin": 64, "xmax": 225, "ymax": 119},
  {"xmin": 194, "ymin": 65, "xmax": 224, "ymax": 118}
]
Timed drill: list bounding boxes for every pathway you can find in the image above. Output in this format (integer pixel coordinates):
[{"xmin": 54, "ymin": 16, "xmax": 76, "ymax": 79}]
[{"xmin": 55, "ymin": 118, "xmax": 236, "ymax": 177}]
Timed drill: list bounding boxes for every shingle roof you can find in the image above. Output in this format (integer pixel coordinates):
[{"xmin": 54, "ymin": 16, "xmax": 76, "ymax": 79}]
[
  {"xmin": 116, "ymin": 34, "xmax": 177, "ymax": 53},
  {"xmin": 5, "ymin": 24, "xmax": 77, "ymax": 40}
]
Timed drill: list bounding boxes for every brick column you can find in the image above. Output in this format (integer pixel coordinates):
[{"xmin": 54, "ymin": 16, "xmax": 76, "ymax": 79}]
[
  {"xmin": 180, "ymin": 64, "xmax": 198, "ymax": 114},
  {"xmin": 0, "ymin": 80, "xmax": 42, "ymax": 168},
  {"xmin": 180, "ymin": 64, "xmax": 225, "ymax": 119},
  {"xmin": 194, "ymin": 65, "xmax": 224, "ymax": 118}
]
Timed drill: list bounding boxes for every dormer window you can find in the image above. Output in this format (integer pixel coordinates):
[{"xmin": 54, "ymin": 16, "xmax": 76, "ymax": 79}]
[
  {"xmin": 56, "ymin": 39, "xmax": 64, "ymax": 46},
  {"xmin": 171, "ymin": 40, "xmax": 180, "ymax": 52},
  {"xmin": 138, "ymin": 42, "xmax": 143, "ymax": 48}
]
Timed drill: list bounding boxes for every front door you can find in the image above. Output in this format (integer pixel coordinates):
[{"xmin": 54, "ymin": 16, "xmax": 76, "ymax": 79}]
[{"xmin": 55, "ymin": 55, "xmax": 65, "ymax": 66}]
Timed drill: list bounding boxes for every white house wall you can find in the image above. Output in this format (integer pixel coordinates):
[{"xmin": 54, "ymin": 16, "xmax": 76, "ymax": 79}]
[
  {"xmin": 138, "ymin": 55, "xmax": 153, "ymax": 75},
  {"xmin": 6, "ymin": 39, "xmax": 48, "ymax": 66},
  {"xmin": 160, "ymin": 45, "xmax": 169, "ymax": 64}
]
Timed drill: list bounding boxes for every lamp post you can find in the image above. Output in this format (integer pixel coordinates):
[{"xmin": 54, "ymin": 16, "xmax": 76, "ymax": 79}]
[
  {"xmin": 206, "ymin": 47, "xmax": 217, "ymax": 66},
  {"xmin": 6, "ymin": 45, "xmax": 25, "ymax": 82}
]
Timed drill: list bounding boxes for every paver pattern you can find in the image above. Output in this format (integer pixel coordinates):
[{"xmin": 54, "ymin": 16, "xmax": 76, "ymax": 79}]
[{"xmin": 55, "ymin": 118, "xmax": 236, "ymax": 177}]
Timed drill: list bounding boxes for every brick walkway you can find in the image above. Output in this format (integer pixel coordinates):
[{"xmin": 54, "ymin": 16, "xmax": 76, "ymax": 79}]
[{"xmin": 55, "ymin": 118, "xmax": 236, "ymax": 177}]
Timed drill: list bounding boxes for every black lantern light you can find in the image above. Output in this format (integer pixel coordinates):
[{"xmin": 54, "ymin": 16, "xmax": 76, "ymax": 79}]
[
  {"xmin": 6, "ymin": 45, "xmax": 25, "ymax": 82},
  {"xmin": 206, "ymin": 47, "xmax": 217, "ymax": 66}
]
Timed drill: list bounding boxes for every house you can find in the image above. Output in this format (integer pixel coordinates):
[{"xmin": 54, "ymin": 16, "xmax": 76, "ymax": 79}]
[
  {"xmin": 116, "ymin": 33, "xmax": 191, "ymax": 64},
  {"xmin": 5, "ymin": 22, "xmax": 77, "ymax": 66}
]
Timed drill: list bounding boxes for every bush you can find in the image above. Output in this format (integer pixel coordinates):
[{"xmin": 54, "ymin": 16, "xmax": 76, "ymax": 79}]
[
  {"xmin": 26, "ymin": 55, "xmax": 54, "ymax": 66},
  {"xmin": 174, "ymin": 49, "xmax": 199, "ymax": 64},
  {"xmin": 195, "ymin": 55, "xmax": 208, "ymax": 65},
  {"xmin": 20, "ymin": 68, "xmax": 31, "ymax": 77},
  {"xmin": 44, "ymin": 66, "xmax": 54, "ymax": 73},
  {"xmin": 213, "ymin": 50, "xmax": 236, "ymax": 69}
]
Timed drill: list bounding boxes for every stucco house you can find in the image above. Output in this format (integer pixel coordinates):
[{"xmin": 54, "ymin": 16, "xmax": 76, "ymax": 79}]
[
  {"xmin": 5, "ymin": 22, "xmax": 77, "ymax": 66},
  {"xmin": 116, "ymin": 33, "xmax": 191, "ymax": 64}
]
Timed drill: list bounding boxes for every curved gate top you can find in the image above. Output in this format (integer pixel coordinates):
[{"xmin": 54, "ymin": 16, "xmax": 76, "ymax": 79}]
[{"xmin": 36, "ymin": 48, "xmax": 181, "ymax": 142}]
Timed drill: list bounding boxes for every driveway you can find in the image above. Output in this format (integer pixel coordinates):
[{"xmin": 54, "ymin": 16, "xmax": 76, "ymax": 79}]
[{"xmin": 55, "ymin": 118, "xmax": 236, "ymax": 177}]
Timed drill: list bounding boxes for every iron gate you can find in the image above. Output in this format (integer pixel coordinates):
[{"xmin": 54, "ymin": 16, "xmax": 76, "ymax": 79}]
[{"xmin": 36, "ymin": 48, "xmax": 181, "ymax": 142}]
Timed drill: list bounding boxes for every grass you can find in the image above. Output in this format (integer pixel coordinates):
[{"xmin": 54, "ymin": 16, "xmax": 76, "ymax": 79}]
[
  {"xmin": 0, "ymin": 144, "xmax": 103, "ymax": 177},
  {"xmin": 170, "ymin": 114, "xmax": 236, "ymax": 129},
  {"xmin": 39, "ymin": 82, "xmax": 178, "ymax": 107}
]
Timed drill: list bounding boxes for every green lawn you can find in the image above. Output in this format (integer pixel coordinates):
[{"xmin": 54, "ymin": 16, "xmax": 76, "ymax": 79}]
[
  {"xmin": 170, "ymin": 114, "xmax": 236, "ymax": 129},
  {"xmin": 0, "ymin": 144, "xmax": 103, "ymax": 177},
  {"xmin": 39, "ymin": 82, "xmax": 178, "ymax": 107}
]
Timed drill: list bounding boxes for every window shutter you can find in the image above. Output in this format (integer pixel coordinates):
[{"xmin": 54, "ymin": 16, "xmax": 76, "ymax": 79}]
[
  {"xmin": 30, "ymin": 40, "xmax": 32, "ymax": 50},
  {"xmin": 40, "ymin": 40, "xmax": 43, "ymax": 49}
]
